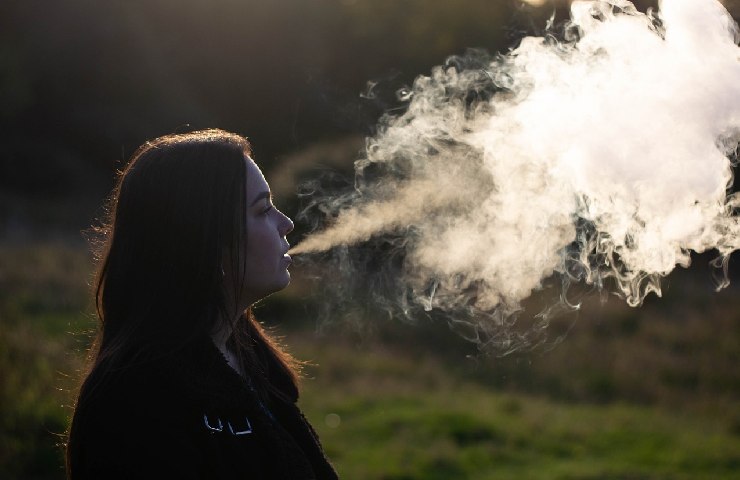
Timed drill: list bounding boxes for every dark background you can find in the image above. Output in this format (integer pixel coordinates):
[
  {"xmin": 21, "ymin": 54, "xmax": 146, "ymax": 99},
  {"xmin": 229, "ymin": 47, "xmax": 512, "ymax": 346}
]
[{"xmin": 4, "ymin": 0, "xmax": 708, "ymax": 238}]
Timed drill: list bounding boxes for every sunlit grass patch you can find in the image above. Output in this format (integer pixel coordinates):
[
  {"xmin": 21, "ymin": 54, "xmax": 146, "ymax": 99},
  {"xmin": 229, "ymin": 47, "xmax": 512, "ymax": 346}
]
[
  {"xmin": 0, "ymin": 319, "xmax": 84, "ymax": 479},
  {"xmin": 295, "ymin": 337, "xmax": 740, "ymax": 480},
  {"xmin": 0, "ymin": 241, "xmax": 93, "ymax": 479}
]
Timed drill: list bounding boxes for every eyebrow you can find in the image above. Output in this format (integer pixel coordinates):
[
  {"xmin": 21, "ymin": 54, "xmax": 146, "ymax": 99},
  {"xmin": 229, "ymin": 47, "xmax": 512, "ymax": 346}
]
[{"xmin": 249, "ymin": 191, "xmax": 272, "ymax": 207}]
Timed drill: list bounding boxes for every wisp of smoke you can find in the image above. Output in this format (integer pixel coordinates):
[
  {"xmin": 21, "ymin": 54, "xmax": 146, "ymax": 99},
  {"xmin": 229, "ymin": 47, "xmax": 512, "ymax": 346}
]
[{"xmin": 291, "ymin": 0, "xmax": 740, "ymax": 352}]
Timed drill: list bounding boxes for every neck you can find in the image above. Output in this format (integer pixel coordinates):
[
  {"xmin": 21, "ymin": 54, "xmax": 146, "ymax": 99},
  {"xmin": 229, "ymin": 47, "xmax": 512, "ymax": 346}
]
[
  {"xmin": 210, "ymin": 321, "xmax": 246, "ymax": 377},
  {"xmin": 210, "ymin": 322, "xmax": 233, "ymax": 351}
]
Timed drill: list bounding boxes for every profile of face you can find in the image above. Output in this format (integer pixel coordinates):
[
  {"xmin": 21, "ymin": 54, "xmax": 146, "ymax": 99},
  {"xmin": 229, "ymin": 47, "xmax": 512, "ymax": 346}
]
[{"xmin": 235, "ymin": 157, "xmax": 294, "ymax": 307}]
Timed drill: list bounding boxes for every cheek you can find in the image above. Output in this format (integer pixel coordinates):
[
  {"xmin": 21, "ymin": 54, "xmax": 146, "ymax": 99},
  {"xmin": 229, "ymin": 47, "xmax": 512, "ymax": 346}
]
[{"xmin": 245, "ymin": 223, "xmax": 277, "ymax": 270}]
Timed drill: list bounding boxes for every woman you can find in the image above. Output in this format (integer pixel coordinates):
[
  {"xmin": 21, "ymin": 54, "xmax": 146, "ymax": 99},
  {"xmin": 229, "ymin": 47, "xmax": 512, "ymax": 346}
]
[{"xmin": 66, "ymin": 129, "xmax": 338, "ymax": 479}]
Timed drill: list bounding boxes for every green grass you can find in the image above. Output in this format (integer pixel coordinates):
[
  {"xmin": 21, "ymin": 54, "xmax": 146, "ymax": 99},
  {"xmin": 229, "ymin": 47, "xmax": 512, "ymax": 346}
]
[
  {"xmin": 0, "ymin": 241, "xmax": 94, "ymax": 480},
  {"xmin": 2, "ymin": 241, "xmax": 740, "ymax": 479},
  {"xmin": 294, "ymin": 338, "xmax": 740, "ymax": 479}
]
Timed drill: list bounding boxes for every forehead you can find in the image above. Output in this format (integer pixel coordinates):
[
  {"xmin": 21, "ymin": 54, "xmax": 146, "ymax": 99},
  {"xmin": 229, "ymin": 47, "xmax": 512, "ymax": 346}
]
[{"xmin": 245, "ymin": 157, "xmax": 269, "ymax": 194}]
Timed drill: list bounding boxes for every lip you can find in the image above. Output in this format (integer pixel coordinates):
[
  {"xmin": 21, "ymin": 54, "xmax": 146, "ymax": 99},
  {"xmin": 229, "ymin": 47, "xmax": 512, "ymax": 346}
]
[{"xmin": 282, "ymin": 253, "xmax": 292, "ymax": 264}]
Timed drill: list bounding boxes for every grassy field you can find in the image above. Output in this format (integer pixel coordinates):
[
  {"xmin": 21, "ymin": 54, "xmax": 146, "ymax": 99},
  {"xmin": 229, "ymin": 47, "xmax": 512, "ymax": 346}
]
[
  {"xmin": 2, "ymin": 241, "xmax": 740, "ymax": 479},
  {"xmin": 294, "ymin": 336, "xmax": 740, "ymax": 479}
]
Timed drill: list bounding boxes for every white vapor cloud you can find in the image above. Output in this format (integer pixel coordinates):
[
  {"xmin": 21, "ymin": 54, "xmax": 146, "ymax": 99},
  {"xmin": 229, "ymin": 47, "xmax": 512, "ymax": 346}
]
[{"xmin": 293, "ymin": 0, "xmax": 740, "ymax": 350}]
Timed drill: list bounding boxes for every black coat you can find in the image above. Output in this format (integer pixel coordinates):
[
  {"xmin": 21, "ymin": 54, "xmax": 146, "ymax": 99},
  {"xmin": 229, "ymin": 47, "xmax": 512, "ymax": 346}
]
[{"xmin": 69, "ymin": 338, "xmax": 338, "ymax": 479}]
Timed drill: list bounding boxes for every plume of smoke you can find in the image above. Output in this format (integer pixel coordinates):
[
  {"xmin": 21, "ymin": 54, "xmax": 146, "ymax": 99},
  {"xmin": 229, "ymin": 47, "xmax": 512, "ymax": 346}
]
[{"xmin": 292, "ymin": 0, "xmax": 740, "ymax": 352}]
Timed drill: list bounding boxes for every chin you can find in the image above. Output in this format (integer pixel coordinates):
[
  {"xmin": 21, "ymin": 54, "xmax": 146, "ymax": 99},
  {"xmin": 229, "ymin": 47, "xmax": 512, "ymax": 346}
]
[
  {"xmin": 262, "ymin": 277, "xmax": 292, "ymax": 298},
  {"xmin": 246, "ymin": 267, "xmax": 292, "ymax": 297},
  {"xmin": 276, "ymin": 275, "xmax": 291, "ymax": 292}
]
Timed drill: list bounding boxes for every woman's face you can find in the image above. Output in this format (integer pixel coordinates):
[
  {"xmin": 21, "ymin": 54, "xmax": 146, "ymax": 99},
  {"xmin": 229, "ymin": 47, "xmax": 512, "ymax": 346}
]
[{"xmin": 233, "ymin": 157, "xmax": 294, "ymax": 307}]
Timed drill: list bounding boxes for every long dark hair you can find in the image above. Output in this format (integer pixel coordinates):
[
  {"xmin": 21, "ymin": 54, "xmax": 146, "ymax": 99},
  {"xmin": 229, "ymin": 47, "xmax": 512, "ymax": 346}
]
[{"xmin": 66, "ymin": 129, "xmax": 300, "ymax": 473}]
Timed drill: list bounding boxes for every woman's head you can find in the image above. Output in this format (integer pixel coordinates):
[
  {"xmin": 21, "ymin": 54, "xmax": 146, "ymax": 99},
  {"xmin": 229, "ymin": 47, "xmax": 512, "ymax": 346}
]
[{"xmin": 94, "ymin": 129, "xmax": 293, "ymax": 359}]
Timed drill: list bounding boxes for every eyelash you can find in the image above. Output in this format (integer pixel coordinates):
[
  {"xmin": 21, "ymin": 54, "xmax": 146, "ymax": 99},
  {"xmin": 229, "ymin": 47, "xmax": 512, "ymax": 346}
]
[{"xmin": 261, "ymin": 204, "xmax": 273, "ymax": 215}]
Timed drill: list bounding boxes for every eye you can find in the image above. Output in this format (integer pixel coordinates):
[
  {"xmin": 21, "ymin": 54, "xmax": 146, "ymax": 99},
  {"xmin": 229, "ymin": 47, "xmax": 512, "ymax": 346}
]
[{"xmin": 261, "ymin": 201, "xmax": 274, "ymax": 215}]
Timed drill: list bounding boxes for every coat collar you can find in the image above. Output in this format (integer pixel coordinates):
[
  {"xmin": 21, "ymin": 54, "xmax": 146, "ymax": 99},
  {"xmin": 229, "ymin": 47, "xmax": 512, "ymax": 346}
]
[
  {"xmin": 145, "ymin": 335, "xmax": 338, "ymax": 480},
  {"xmin": 153, "ymin": 336, "xmax": 264, "ymax": 415}
]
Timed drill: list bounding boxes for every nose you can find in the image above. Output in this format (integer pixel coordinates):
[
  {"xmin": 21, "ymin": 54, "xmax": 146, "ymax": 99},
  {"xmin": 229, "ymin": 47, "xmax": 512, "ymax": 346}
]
[{"xmin": 278, "ymin": 210, "xmax": 294, "ymax": 236}]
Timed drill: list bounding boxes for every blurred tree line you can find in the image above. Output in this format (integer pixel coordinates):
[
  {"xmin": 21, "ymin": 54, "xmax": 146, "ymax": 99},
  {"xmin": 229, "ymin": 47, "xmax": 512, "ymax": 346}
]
[
  {"xmin": 0, "ymin": 0, "xmax": 737, "ymax": 234},
  {"xmin": 0, "ymin": 0, "xmax": 514, "ymax": 232}
]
